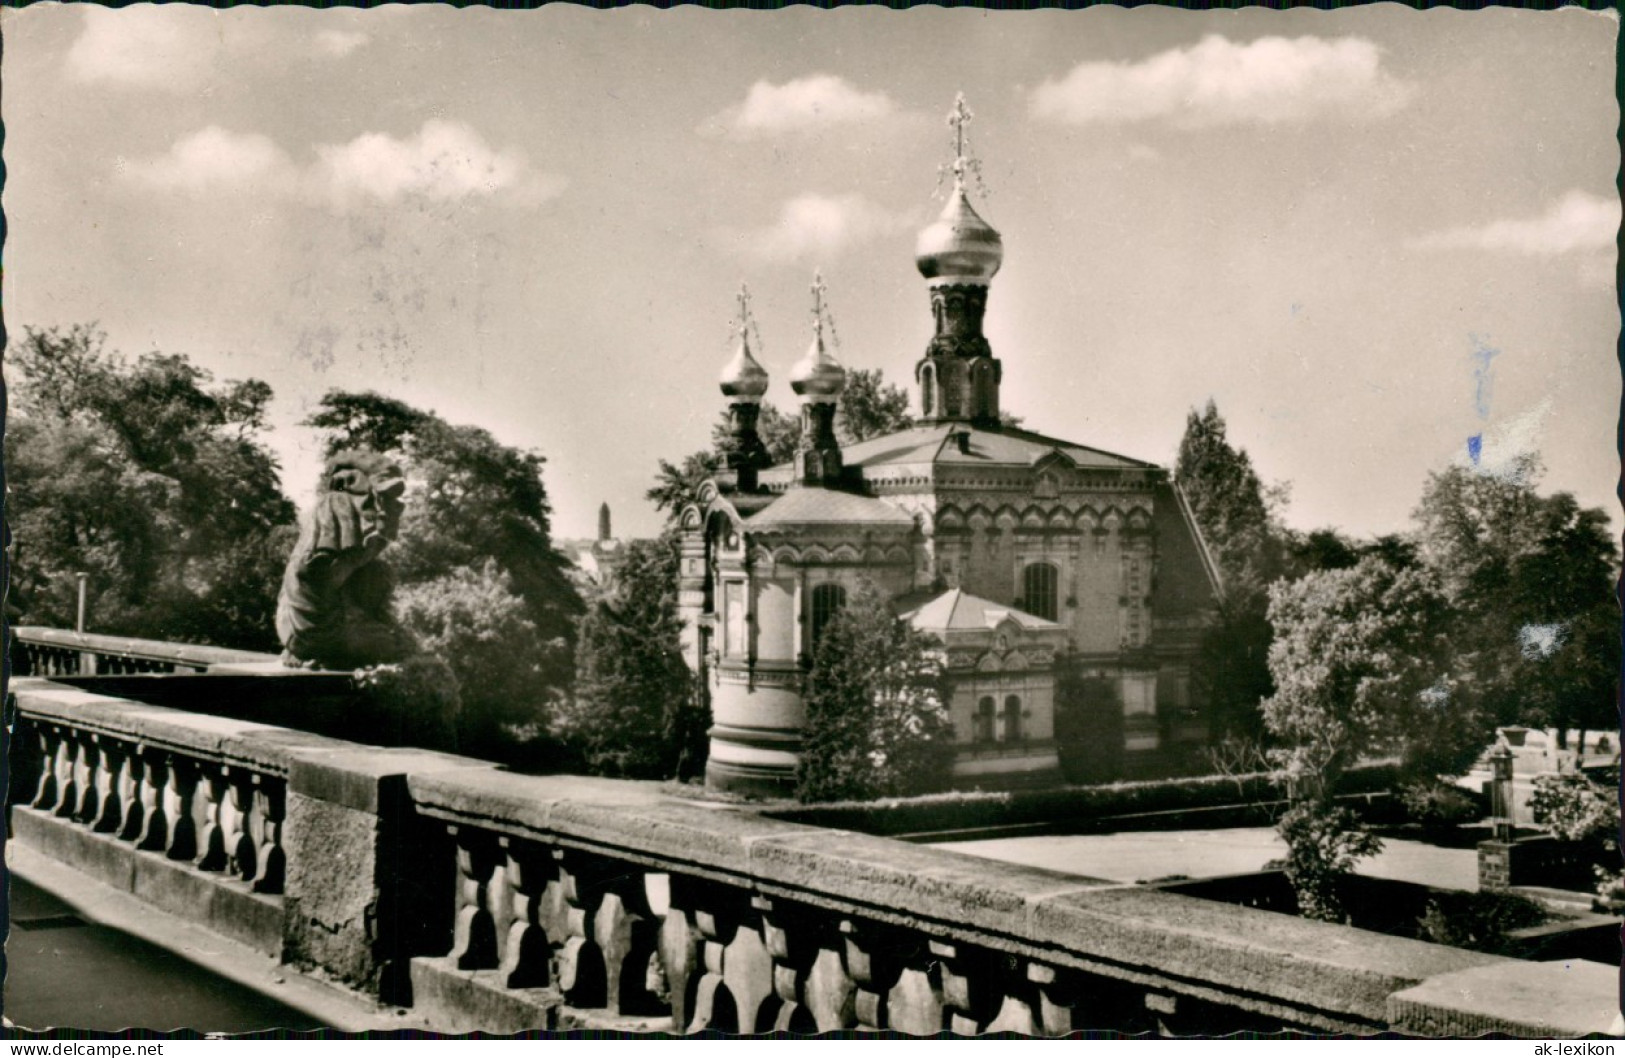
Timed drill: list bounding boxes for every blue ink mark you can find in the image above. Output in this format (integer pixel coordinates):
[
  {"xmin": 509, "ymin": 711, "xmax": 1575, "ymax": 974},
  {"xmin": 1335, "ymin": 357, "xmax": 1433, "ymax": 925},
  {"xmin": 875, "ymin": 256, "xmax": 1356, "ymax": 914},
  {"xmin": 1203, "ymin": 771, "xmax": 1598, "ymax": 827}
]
[
  {"xmin": 1469, "ymin": 334, "xmax": 1499, "ymax": 420},
  {"xmin": 1290, "ymin": 302, "xmax": 1303, "ymax": 318},
  {"xmin": 1467, "ymin": 434, "xmax": 1482, "ymax": 465}
]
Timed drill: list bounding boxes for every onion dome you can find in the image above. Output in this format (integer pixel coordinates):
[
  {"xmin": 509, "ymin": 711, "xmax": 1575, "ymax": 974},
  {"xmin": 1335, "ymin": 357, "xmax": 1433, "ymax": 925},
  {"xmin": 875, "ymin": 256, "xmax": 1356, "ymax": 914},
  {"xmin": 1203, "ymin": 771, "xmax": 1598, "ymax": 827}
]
[
  {"xmin": 719, "ymin": 330, "xmax": 769, "ymax": 401},
  {"xmin": 789, "ymin": 326, "xmax": 845, "ymax": 402},
  {"xmin": 915, "ymin": 182, "xmax": 1003, "ymax": 285}
]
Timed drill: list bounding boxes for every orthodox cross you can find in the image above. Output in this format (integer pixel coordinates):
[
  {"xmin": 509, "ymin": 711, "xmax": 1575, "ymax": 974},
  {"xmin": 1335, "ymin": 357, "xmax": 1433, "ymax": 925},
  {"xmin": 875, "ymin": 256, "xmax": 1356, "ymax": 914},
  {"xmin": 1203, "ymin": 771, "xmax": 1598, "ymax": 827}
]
[
  {"xmin": 947, "ymin": 92, "xmax": 973, "ymax": 182},
  {"xmin": 810, "ymin": 270, "xmax": 840, "ymax": 349}
]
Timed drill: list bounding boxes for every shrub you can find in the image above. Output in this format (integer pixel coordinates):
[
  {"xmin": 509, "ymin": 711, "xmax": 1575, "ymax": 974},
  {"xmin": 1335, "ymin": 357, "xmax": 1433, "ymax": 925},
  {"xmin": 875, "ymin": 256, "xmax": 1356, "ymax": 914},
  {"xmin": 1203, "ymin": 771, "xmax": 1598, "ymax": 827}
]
[
  {"xmin": 1529, "ymin": 772, "xmax": 1618, "ymax": 845},
  {"xmin": 1415, "ymin": 890, "xmax": 1549, "ymax": 954},
  {"xmin": 1397, "ymin": 780, "xmax": 1482, "ymax": 828},
  {"xmin": 1277, "ymin": 801, "xmax": 1382, "ymax": 923}
]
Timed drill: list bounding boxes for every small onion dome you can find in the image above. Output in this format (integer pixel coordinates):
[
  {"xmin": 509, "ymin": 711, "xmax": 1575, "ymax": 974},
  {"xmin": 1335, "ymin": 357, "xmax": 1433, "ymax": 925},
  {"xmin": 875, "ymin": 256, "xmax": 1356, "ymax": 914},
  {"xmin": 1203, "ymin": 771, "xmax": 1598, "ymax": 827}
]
[
  {"xmin": 789, "ymin": 328, "xmax": 846, "ymax": 401},
  {"xmin": 915, "ymin": 183, "xmax": 1003, "ymax": 284},
  {"xmin": 719, "ymin": 332, "xmax": 769, "ymax": 401}
]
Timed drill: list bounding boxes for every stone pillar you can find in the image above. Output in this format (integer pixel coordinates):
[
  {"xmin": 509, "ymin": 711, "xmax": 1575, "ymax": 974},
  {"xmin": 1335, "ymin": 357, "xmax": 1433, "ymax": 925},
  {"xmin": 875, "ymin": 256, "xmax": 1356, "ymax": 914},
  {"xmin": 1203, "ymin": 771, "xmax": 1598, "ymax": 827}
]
[{"xmin": 280, "ymin": 747, "xmax": 478, "ymax": 1004}]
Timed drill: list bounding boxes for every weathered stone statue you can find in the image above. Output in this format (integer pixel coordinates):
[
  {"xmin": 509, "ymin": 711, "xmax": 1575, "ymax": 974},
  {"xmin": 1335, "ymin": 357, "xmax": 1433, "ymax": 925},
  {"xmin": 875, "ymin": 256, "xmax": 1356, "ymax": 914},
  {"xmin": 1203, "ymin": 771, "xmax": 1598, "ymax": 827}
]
[{"xmin": 277, "ymin": 450, "xmax": 412, "ymax": 669}]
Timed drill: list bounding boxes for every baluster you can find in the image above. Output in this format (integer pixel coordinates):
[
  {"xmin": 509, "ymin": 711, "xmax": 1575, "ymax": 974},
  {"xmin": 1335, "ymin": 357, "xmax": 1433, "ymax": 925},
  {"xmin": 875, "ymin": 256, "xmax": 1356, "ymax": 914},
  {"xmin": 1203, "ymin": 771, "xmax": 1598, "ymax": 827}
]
[
  {"xmin": 593, "ymin": 866, "xmax": 664, "ymax": 1016},
  {"xmin": 1026, "ymin": 963, "xmax": 1080, "ymax": 1036},
  {"xmin": 195, "ymin": 764, "xmax": 230, "ymax": 871},
  {"xmin": 71, "ymin": 733, "xmax": 102, "ymax": 822},
  {"xmin": 933, "ymin": 940, "xmax": 1007, "ymax": 1035},
  {"xmin": 30, "ymin": 726, "xmax": 59, "ymax": 810},
  {"xmin": 134, "ymin": 749, "xmax": 170, "ymax": 851},
  {"xmin": 754, "ymin": 896, "xmax": 824, "ymax": 1033},
  {"xmin": 553, "ymin": 848, "xmax": 611, "ymax": 1009},
  {"xmin": 116, "ymin": 750, "xmax": 149, "ymax": 842},
  {"xmin": 659, "ymin": 876, "xmax": 704, "ymax": 1032},
  {"xmin": 225, "ymin": 772, "xmax": 256, "ymax": 880},
  {"xmin": 840, "ymin": 920, "xmax": 902, "ymax": 1031},
  {"xmin": 51, "ymin": 727, "xmax": 79, "ymax": 818},
  {"xmin": 447, "ymin": 825, "xmax": 500, "ymax": 970},
  {"xmin": 89, "ymin": 738, "xmax": 126, "ymax": 833},
  {"xmin": 250, "ymin": 779, "xmax": 285, "ymax": 893},
  {"xmin": 497, "ymin": 837, "xmax": 554, "ymax": 989},
  {"xmin": 161, "ymin": 755, "xmax": 200, "ymax": 861},
  {"xmin": 885, "ymin": 937, "xmax": 947, "ymax": 1035}
]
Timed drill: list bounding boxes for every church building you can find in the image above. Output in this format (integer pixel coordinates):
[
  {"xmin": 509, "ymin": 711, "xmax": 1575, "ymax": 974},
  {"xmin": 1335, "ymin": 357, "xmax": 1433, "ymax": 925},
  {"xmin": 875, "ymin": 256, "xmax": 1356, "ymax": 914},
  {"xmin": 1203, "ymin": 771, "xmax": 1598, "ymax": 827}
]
[{"xmin": 678, "ymin": 99, "xmax": 1224, "ymax": 796}]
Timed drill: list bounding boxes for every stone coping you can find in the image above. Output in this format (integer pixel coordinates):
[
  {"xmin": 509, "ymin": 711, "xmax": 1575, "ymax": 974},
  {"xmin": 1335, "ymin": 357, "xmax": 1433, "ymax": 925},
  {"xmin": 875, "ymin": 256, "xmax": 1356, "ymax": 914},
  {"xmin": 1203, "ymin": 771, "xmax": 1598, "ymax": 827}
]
[{"xmin": 15, "ymin": 678, "xmax": 1540, "ymax": 1033}]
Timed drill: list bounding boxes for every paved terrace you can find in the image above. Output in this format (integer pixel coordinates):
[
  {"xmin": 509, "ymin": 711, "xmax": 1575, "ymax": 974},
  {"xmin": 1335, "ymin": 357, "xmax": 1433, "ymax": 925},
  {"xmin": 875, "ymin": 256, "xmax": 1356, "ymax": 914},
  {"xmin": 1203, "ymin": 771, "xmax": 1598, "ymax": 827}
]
[{"xmin": 7, "ymin": 649, "xmax": 1621, "ymax": 1037}]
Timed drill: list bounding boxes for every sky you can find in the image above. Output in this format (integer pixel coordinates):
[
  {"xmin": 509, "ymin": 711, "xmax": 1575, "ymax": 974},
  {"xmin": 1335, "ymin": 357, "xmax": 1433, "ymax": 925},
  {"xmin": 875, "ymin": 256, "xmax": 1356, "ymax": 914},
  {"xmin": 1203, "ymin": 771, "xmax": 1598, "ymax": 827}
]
[{"xmin": 5, "ymin": 5, "xmax": 1619, "ymax": 543}]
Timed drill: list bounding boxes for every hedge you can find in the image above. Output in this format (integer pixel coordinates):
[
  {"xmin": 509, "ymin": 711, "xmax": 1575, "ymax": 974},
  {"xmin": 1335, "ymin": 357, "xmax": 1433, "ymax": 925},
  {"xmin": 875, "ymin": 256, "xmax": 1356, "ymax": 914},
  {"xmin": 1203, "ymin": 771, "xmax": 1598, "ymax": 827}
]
[{"xmin": 765, "ymin": 761, "xmax": 1404, "ymax": 839}]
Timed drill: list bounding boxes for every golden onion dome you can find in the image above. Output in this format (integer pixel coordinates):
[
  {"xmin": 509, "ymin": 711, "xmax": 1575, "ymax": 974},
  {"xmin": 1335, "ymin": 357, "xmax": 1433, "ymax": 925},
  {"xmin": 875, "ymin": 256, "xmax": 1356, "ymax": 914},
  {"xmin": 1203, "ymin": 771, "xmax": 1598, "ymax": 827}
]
[
  {"xmin": 719, "ymin": 331, "xmax": 769, "ymax": 401},
  {"xmin": 915, "ymin": 182, "xmax": 1003, "ymax": 285},
  {"xmin": 789, "ymin": 327, "xmax": 845, "ymax": 401}
]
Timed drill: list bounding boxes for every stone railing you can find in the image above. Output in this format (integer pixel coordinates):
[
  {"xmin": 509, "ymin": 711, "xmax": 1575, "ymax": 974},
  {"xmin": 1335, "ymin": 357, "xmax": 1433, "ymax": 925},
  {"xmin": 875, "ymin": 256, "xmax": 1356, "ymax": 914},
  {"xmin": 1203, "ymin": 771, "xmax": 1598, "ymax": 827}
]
[
  {"xmin": 9, "ymin": 675, "xmax": 1620, "ymax": 1037},
  {"xmin": 12, "ymin": 626, "xmax": 278, "ymax": 677}
]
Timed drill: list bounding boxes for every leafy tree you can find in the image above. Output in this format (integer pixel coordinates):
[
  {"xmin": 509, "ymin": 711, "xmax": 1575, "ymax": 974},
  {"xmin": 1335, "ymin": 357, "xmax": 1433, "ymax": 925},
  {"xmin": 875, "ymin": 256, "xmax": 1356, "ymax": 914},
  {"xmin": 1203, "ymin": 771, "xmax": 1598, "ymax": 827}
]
[
  {"xmin": 836, "ymin": 368, "xmax": 914, "ymax": 443},
  {"xmin": 392, "ymin": 561, "xmax": 551, "ymax": 759},
  {"xmin": 7, "ymin": 325, "xmax": 296, "ymax": 650},
  {"xmin": 553, "ymin": 533, "xmax": 707, "ymax": 779},
  {"xmin": 1414, "ymin": 457, "xmax": 1619, "ymax": 744},
  {"xmin": 305, "ymin": 391, "xmax": 583, "ymax": 747},
  {"xmin": 1261, "ymin": 556, "xmax": 1469, "ymax": 920},
  {"xmin": 1174, "ymin": 400, "xmax": 1290, "ymax": 743},
  {"xmin": 796, "ymin": 580, "xmax": 955, "ymax": 802}
]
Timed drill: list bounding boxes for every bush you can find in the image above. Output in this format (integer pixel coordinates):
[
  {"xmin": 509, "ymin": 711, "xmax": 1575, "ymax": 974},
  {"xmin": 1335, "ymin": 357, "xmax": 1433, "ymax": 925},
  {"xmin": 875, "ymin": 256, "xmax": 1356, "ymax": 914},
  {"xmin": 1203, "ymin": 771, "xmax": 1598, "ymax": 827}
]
[
  {"xmin": 1415, "ymin": 890, "xmax": 1549, "ymax": 955},
  {"xmin": 1277, "ymin": 801, "xmax": 1382, "ymax": 923},
  {"xmin": 1529, "ymin": 773, "xmax": 1618, "ymax": 845},
  {"xmin": 1397, "ymin": 781, "xmax": 1483, "ymax": 828}
]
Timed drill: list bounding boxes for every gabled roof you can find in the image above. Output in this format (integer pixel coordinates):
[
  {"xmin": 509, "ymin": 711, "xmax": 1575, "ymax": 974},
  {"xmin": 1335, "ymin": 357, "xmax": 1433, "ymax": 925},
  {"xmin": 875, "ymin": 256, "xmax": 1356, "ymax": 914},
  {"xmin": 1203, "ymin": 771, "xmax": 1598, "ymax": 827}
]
[
  {"xmin": 744, "ymin": 486, "xmax": 916, "ymax": 529},
  {"xmin": 897, "ymin": 587, "xmax": 1061, "ymax": 633},
  {"xmin": 827, "ymin": 423, "xmax": 1158, "ymax": 473}
]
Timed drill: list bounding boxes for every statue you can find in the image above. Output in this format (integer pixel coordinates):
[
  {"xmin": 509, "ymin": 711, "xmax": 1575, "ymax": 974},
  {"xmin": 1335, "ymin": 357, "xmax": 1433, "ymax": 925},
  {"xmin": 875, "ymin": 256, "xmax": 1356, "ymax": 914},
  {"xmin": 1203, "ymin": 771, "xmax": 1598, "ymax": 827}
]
[{"xmin": 276, "ymin": 450, "xmax": 412, "ymax": 669}]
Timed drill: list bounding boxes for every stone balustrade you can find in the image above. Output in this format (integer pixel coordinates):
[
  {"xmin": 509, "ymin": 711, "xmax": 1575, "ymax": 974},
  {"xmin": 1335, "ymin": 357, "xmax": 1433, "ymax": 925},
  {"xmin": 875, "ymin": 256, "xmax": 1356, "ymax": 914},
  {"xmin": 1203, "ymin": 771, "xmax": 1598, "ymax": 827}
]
[
  {"xmin": 9, "ymin": 674, "xmax": 1620, "ymax": 1037},
  {"xmin": 13, "ymin": 625, "xmax": 278, "ymax": 677}
]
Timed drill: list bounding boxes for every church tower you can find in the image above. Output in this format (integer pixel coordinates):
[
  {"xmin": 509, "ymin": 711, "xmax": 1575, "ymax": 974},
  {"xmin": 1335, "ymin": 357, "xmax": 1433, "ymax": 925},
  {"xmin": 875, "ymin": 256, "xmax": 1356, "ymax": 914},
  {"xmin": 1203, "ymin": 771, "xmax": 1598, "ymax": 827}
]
[{"xmin": 915, "ymin": 94, "xmax": 1005, "ymax": 427}]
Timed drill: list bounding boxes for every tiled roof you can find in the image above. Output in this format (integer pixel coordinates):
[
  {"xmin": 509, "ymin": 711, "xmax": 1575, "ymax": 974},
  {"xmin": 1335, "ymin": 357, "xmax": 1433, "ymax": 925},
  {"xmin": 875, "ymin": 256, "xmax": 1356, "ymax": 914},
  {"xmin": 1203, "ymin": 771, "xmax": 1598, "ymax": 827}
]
[
  {"xmin": 841, "ymin": 423, "xmax": 1158, "ymax": 471},
  {"xmin": 897, "ymin": 588, "xmax": 1060, "ymax": 632},
  {"xmin": 744, "ymin": 486, "xmax": 916, "ymax": 529}
]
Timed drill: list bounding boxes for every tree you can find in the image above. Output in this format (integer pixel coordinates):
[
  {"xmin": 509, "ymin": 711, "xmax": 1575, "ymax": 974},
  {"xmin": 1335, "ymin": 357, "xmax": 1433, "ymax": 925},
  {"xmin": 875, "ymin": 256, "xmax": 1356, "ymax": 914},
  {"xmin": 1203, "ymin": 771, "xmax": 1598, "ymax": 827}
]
[
  {"xmin": 305, "ymin": 391, "xmax": 583, "ymax": 748},
  {"xmin": 1174, "ymin": 400, "xmax": 1290, "ymax": 743},
  {"xmin": 553, "ymin": 533, "xmax": 707, "ymax": 779},
  {"xmin": 1414, "ymin": 457, "xmax": 1619, "ymax": 744},
  {"xmin": 796, "ymin": 580, "xmax": 955, "ymax": 802},
  {"xmin": 1261, "ymin": 556, "xmax": 1470, "ymax": 920},
  {"xmin": 836, "ymin": 368, "xmax": 914, "ymax": 444},
  {"xmin": 392, "ymin": 561, "xmax": 550, "ymax": 759},
  {"xmin": 7, "ymin": 325, "xmax": 296, "ymax": 650}
]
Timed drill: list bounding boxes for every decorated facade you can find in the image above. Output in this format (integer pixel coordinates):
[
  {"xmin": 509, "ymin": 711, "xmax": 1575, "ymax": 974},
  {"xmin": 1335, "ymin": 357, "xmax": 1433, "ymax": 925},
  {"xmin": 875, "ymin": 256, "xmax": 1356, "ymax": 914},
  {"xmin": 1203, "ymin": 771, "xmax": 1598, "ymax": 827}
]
[{"xmin": 678, "ymin": 98, "xmax": 1224, "ymax": 796}]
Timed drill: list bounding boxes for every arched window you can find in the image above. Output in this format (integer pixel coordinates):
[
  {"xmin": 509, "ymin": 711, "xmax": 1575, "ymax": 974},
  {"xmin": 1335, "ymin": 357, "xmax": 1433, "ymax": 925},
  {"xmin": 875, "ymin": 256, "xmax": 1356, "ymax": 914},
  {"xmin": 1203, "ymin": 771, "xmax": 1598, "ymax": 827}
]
[
  {"xmin": 1002, "ymin": 695, "xmax": 1023, "ymax": 742},
  {"xmin": 809, "ymin": 583, "xmax": 847, "ymax": 651},
  {"xmin": 972, "ymin": 361, "xmax": 996, "ymax": 419},
  {"xmin": 975, "ymin": 696, "xmax": 996, "ymax": 743},
  {"xmin": 1022, "ymin": 562, "xmax": 1059, "ymax": 622},
  {"xmin": 921, "ymin": 364, "xmax": 936, "ymax": 417}
]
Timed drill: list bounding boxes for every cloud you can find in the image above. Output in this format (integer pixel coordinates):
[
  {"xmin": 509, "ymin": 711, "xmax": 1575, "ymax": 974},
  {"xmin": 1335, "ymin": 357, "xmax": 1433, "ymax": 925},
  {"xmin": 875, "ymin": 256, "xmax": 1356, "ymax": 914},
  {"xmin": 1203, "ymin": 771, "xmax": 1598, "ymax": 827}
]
[
  {"xmin": 119, "ymin": 121, "xmax": 566, "ymax": 210},
  {"xmin": 1031, "ymin": 35, "xmax": 1414, "ymax": 127},
  {"xmin": 1409, "ymin": 190, "xmax": 1621, "ymax": 256},
  {"xmin": 315, "ymin": 29, "xmax": 370, "ymax": 59},
  {"xmin": 703, "ymin": 76, "xmax": 898, "ymax": 138},
  {"xmin": 65, "ymin": 6, "xmax": 218, "ymax": 91},
  {"xmin": 120, "ymin": 127, "xmax": 298, "ymax": 192},
  {"xmin": 737, "ymin": 193, "xmax": 914, "ymax": 263},
  {"xmin": 312, "ymin": 120, "xmax": 564, "ymax": 207}
]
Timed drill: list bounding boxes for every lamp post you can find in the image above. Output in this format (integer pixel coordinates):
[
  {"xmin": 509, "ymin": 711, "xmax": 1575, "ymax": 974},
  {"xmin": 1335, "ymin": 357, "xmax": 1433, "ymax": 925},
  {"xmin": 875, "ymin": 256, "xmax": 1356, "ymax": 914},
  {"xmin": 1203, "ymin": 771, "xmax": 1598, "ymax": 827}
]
[{"xmin": 1490, "ymin": 744, "xmax": 1515, "ymax": 842}]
